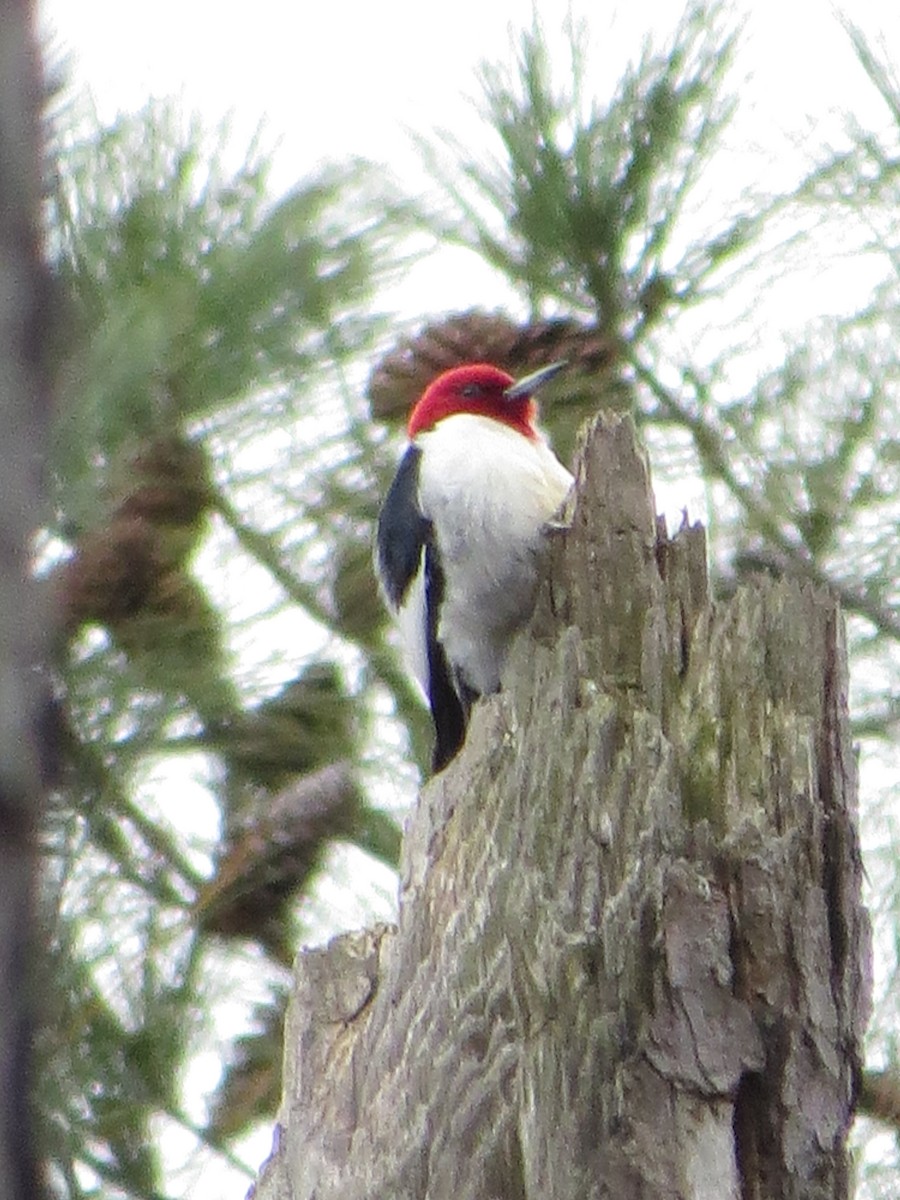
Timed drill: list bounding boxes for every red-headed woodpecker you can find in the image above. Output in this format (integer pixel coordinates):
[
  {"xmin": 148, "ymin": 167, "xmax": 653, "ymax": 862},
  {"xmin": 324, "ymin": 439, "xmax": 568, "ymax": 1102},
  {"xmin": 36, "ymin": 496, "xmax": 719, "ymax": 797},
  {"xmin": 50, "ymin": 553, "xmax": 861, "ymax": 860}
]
[{"xmin": 375, "ymin": 361, "xmax": 573, "ymax": 772}]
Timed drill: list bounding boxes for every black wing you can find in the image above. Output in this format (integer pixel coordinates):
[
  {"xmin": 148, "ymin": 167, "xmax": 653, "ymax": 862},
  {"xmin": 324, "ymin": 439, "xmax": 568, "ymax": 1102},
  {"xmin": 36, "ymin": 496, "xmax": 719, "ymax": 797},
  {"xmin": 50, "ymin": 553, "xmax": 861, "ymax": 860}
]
[
  {"xmin": 376, "ymin": 445, "xmax": 468, "ymax": 772},
  {"xmin": 375, "ymin": 446, "xmax": 429, "ymax": 609}
]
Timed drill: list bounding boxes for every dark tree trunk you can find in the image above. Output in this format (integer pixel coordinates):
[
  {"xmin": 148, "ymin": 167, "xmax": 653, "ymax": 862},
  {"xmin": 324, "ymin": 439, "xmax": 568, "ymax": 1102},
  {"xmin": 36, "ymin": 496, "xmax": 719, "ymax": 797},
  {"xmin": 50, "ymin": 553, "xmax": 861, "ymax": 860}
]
[
  {"xmin": 0, "ymin": 5, "xmax": 54, "ymax": 1197},
  {"xmin": 253, "ymin": 414, "xmax": 871, "ymax": 1200}
]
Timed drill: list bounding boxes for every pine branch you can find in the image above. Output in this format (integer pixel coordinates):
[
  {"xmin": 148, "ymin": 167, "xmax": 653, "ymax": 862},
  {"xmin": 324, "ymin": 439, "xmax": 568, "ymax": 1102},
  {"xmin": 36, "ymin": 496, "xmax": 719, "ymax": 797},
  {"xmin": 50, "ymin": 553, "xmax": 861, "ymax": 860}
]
[
  {"xmin": 212, "ymin": 484, "xmax": 433, "ymax": 772},
  {"xmin": 66, "ymin": 737, "xmax": 205, "ymax": 902},
  {"xmin": 632, "ymin": 359, "xmax": 900, "ymax": 644},
  {"xmin": 212, "ymin": 488, "xmax": 335, "ymax": 630}
]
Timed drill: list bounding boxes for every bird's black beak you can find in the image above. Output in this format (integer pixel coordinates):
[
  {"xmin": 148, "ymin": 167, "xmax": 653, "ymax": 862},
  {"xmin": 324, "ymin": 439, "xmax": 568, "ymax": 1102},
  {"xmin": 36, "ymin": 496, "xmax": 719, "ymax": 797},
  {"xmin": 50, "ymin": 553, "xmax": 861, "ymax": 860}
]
[{"xmin": 503, "ymin": 360, "xmax": 567, "ymax": 399}]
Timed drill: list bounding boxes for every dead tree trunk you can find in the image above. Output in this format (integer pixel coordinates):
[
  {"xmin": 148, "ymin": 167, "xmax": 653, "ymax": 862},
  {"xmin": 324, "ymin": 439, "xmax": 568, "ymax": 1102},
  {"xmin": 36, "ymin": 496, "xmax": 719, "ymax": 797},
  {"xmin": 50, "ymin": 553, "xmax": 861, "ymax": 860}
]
[{"xmin": 252, "ymin": 414, "xmax": 871, "ymax": 1200}]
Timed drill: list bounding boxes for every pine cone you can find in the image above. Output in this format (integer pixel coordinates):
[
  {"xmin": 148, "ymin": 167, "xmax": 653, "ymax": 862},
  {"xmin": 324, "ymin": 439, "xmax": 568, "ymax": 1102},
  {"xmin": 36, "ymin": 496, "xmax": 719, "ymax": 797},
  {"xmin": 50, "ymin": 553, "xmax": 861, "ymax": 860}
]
[
  {"xmin": 331, "ymin": 537, "xmax": 384, "ymax": 641},
  {"xmin": 196, "ymin": 762, "xmax": 361, "ymax": 960},
  {"xmin": 367, "ymin": 310, "xmax": 620, "ymax": 421},
  {"xmin": 116, "ymin": 433, "xmax": 212, "ymax": 534},
  {"xmin": 62, "ymin": 515, "xmax": 162, "ymax": 629},
  {"xmin": 61, "ymin": 434, "xmax": 215, "ymax": 634}
]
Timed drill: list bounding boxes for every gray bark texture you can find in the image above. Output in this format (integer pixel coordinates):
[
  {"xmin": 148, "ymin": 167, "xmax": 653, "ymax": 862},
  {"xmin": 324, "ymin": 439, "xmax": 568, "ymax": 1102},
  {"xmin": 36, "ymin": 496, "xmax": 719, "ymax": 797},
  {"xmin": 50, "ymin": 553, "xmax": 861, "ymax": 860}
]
[
  {"xmin": 0, "ymin": 4, "xmax": 53, "ymax": 1198},
  {"xmin": 252, "ymin": 414, "xmax": 872, "ymax": 1200}
]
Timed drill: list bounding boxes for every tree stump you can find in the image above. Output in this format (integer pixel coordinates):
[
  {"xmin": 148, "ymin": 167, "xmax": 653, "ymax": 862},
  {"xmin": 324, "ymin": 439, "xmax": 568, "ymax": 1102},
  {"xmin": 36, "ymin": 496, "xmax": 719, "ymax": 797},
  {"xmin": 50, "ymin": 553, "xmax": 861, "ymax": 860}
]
[{"xmin": 251, "ymin": 413, "xmax": 871, "ymax": 1200}]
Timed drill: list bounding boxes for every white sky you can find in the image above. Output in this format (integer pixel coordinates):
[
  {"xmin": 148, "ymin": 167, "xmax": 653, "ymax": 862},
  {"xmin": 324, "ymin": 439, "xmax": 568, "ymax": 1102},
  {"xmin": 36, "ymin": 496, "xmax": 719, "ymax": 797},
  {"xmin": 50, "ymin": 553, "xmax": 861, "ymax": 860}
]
[
  {"xmin": 35, "ymin": 2, "xmax": 900, "ymax": 1196},
  {"xmin": 39, "ymin": 3, "xmax": 899, "ymax": 144},
  {"xmin": 40, "ymin": 2, "xmax": 900, "ymax": 227},
  {"xmin": 40, "ymin": 0, "xmax": 900, "ymax": 500}
]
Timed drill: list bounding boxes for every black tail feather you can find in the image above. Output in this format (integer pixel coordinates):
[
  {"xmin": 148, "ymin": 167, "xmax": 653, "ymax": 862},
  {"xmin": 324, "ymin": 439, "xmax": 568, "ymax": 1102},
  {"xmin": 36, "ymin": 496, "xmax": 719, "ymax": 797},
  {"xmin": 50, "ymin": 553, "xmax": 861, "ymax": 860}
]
[
  {"xmin": 424, "ymin": 543, "xmax": 471, "ymax": 772},
  {"xmin": 430, "ymin": 677, "xmax": 468, "ymax": 773}
]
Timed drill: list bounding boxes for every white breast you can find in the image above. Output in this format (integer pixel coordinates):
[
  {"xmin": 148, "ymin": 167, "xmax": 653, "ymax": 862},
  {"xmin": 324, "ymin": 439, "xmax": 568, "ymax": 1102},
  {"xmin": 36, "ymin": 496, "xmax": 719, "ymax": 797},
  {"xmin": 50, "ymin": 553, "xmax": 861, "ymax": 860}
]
[{"xmin": 416, "ymin": 413, "xmax": 573, "ymax": 695}]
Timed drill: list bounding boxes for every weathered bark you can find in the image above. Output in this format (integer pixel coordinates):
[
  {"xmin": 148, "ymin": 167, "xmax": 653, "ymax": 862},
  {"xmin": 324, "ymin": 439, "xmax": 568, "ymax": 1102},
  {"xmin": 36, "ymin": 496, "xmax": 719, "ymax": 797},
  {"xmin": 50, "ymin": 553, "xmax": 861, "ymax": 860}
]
[
  {"xmin": 0, "ymin": 3, "xmax": 53, "ymax": 1198},
  {"xmin": 252, "ymin": 414, "xmax": 871, "ymax": 1200}
]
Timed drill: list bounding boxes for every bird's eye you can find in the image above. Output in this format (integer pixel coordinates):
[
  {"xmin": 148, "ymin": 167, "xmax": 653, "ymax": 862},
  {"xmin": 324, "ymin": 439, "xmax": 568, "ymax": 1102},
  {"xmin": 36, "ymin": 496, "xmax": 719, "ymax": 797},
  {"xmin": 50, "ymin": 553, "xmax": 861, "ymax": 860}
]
[{"xmin": 460, "ymin": 383, "xmax": 484, "ymax": 399}]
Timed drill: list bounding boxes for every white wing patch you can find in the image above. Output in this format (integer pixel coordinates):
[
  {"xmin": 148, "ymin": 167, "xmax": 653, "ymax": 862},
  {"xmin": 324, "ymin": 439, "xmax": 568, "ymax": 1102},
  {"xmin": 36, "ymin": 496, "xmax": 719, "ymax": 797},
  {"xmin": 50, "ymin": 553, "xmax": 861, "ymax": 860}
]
[{"xmin": 395, "ymin": 548, "xmax": 429, "ymax": 699}]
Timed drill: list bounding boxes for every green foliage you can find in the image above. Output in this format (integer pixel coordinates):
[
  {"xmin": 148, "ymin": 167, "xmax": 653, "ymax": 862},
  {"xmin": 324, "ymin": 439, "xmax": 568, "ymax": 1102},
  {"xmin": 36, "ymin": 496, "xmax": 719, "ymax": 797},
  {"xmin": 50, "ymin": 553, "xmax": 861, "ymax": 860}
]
[
  {"xmin": 423, "ymin": 5, "xmax": 749, "ymax": 337},
  {"xmin": 43, "ymin": 97, "xmax": 413, "ymax": 1197},
  {"xmin": 421, "ymin": 6, "xmax": 900, "ymax": 738},
  {"xmin": 40, "ymin": 7, "xmax": 900, "ymax": 1198},
  {"xmin": 48, "ymin": 102, "xmax": 397, "ymax": 533}
]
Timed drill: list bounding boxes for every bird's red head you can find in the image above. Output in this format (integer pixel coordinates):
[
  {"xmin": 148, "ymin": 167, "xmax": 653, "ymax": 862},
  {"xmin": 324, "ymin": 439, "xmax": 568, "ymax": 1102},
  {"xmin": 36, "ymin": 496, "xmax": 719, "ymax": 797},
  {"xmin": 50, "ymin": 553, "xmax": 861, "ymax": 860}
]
[{"xmin": 407, "ymin": 363, "xmax": 538, "ymax": 442}]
